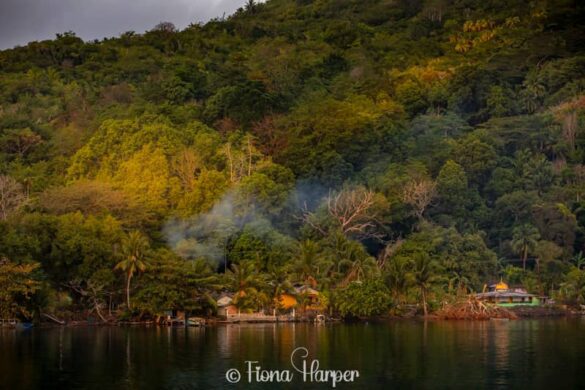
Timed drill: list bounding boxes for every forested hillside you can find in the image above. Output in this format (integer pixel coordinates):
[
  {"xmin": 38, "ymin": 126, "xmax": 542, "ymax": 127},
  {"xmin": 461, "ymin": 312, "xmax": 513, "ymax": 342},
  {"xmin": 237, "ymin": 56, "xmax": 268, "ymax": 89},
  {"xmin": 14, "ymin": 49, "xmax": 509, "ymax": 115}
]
[{"xmin": 1, "ymin": 0, "xmax": 585, "ymax": 320}]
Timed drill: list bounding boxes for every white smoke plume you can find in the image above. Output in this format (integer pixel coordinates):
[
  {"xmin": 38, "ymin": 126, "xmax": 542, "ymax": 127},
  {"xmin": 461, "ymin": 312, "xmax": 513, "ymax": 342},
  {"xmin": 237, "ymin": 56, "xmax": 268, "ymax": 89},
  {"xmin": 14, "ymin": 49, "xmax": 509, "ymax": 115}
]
[{"xmin": 163, "ymin": 181, "xmax": 328, "ymax": 266}]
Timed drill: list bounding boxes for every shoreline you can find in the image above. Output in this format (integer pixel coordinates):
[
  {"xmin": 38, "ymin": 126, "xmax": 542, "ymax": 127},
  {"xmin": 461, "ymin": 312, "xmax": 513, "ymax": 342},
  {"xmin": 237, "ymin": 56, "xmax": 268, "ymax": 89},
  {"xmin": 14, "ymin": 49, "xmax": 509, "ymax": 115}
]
[{"xmin": 5, "ymin": 306, "xmax": 582, "ymax": 330}]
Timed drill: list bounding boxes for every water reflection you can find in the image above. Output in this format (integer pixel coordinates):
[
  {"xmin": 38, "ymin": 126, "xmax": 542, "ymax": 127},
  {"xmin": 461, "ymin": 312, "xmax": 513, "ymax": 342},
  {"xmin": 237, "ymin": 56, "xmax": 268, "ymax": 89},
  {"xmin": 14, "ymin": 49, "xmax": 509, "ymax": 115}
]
[{"xmin": 0, "ymin": 319, "xmax": 584, "ymax": 389}]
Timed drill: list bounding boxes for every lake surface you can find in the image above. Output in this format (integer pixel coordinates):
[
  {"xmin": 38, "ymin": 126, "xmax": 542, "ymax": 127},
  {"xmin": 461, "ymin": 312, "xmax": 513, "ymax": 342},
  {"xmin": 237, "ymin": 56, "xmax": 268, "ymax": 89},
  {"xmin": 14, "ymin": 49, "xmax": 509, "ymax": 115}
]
[{"xmin": 1, "ymin": 319, "xmax": 585, "ymax": 389}]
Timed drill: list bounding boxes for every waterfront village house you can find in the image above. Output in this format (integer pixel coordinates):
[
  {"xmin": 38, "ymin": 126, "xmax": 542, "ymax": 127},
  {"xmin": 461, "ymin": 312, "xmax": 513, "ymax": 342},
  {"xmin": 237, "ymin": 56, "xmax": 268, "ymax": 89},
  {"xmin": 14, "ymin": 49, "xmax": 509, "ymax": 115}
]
[
  {"xmin": 294, "ymin": 285, "xmax": 324, "ymax": 311},
  {"xmin": 476, "ymin": 281, "xmax": 548, "ymax": 307},
  {"xmin": 277, "ymin": 293, "xmax": 298, "ymax": 310},
  {"xmin": 217, "ymin": 295, "xmax": 238, "ymax": 317},
  {"xmin": 276, "ymin": 286, "xmax": 324, "ymax": 313},
  {"xmin": 164, "ymin": 309, "xmax": 186, "ymax": 320}
]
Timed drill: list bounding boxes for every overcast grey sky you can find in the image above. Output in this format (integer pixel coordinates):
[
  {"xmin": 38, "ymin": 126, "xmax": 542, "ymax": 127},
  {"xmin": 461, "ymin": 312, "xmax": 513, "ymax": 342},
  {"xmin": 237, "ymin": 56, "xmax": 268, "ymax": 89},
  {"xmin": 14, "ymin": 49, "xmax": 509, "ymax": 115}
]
[{"xmin": 0, "ymin": 0, "xmax": 249, "ymax": 49}]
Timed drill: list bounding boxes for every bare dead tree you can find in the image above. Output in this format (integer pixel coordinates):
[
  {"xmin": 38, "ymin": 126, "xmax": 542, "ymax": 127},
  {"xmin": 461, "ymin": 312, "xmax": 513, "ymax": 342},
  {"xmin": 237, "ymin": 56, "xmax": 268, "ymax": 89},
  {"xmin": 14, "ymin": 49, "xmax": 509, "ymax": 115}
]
[
  {"xmin": 377, "ymin": 238, "xmax": 404, "ymax": 270},
  {"xmin": 0, "ymin": 175, "xmax": 27, "ymax": 221},
  {"xmin": 223, "ymin": 143, "xmax": 235, "ymax": 183},
  {"xmin": 562, "ymin": 110, "xmax": 578, "ymax": 151},
  {"xmin": 327, "ymin": 187, "xmax": 378, "ymax": 235},
  {"xmin": 222, "ymin": 135, "xmax": 261, "ymax": 184},
  {"xmin": 401, "ymin": 178, "xmax": 437, "ymax": 220},
  {"xmin": 251, "ymin": 115, "xmax": 288, "ymax": 156},
  {"xmin": 172, "ymin": 149, "xmax": 201, "ymax": 189},
  {"xmin": 553, "ymin": 96, "xmax": 585, "ymax": 152},
  {"xmin": 300, "ymin": 187, "xmax": 383, "ymax": 240},
  {"xmin": 0, "ymin": 128, "xmax": 42, "ymax": 158},
  {"xmin": 64, "ymin": 280, "xmax": 110, "ymax": 323},
  {"xmin": 422, "ymin": 0, "xmax": 447, "ymax": 23},
  {"xmin": 246, "ymin": 134, "xmax": 253, "ymax": 177},
  {"xmin": 299, "ymin": 202, "xmax": 328, "ymax": 236}
]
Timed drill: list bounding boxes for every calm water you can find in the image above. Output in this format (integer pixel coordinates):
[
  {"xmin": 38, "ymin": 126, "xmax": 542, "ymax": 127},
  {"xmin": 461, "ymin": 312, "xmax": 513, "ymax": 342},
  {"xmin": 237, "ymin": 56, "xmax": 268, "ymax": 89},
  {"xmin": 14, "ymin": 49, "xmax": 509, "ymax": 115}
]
[{"xmin": 1, "ymin": 319, "xmax": 585, "ymax": 389}]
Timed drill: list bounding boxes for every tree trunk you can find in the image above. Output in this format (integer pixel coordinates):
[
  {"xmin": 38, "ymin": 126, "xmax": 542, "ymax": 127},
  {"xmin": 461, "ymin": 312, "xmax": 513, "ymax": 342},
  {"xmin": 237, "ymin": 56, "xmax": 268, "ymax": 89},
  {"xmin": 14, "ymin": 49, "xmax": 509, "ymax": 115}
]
[
  {"xmin": 126, "ymin": 273, "xmax": 132, "ymax": 310},
  {"xmin": 247, "ymin": 135, "xmax": 253, "ymax": 176},
  {"xmin": 421, "ymin": 287, "xmax": 428, "ymax": 317},
  {"xmin": 523, "ymin": 246, "xmax": 528, "ymax": 270},
  {"xmin": 94, "ymin": 299, "xmax": 108, "ymax": 322},
  {"xmin": 225, "ymin": 144, "xmax": 234, "ymax": 183}
]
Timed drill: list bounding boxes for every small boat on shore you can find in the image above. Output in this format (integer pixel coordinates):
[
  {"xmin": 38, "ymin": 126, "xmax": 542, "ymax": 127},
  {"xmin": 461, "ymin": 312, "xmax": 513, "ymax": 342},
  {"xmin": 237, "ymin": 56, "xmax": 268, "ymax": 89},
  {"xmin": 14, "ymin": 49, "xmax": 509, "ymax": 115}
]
[
  {"xmin": 15, "ymin": 322, "xmax": 34, "ymax": 330},
  {"xmin": 188, "ymin": 318, "xmax": 204, "ymax": 327},
  {"xmin": 0, "ymin": 318, "xmax": 18, "ymax": 328},
  {"xmin": 1, "ymin": 319, "xmax": 33, "ymax": 329}
]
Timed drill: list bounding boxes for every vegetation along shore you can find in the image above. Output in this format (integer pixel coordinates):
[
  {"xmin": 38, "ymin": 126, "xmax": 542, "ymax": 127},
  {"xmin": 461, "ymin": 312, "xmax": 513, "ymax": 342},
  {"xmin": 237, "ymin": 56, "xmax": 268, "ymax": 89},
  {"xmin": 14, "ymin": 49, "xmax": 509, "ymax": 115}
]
[{"xmin": 1, "ymin": 0, "xmax": 585, "ymax": 327}]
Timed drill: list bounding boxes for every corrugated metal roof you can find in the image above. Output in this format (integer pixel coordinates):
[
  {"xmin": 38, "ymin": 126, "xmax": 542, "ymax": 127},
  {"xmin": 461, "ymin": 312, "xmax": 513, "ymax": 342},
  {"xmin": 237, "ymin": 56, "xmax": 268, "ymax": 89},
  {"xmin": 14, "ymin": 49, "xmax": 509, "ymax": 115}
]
[{"xmin": 476, "ymin": 291, "xmax": 536, "ymax": 298}]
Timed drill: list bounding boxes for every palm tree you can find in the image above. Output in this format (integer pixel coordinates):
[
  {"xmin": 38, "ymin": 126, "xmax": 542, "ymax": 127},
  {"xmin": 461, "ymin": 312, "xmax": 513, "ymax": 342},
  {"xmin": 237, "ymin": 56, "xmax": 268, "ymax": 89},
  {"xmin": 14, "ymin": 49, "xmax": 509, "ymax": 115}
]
[
  {"xmin": 115, "ymin": 231, "xmax": 150, "ymax": 310},
  {"xmin": 511, "ymin": 224, "xmax": 540, "ymax": 270},
  {"xmin": 572, "ymin": 251, "xmax": 585, "ymax": 270},
  {"xmin": 245, "ymin": 0, "xmax": 257, "ymax": 13},
  {"xmin": 385, "ymin": 257, "xmax": 410, "ymax": 304},
  {"xmin": 410, "ymin": 253, "xmax": 435, "ymax": 317},
  {"xmin": 266, "ymin": 265, "xmax": 293, "ymax": 310},
  {"xmin": 224, "ymin": 262, "xmax": 267, "ymax": 311},
  {"xmin": 293, "ymin": 240, "xmax": 321, "ymax": 288},
  {"xmin": 448, "ymin": 271, "xmax": 471, "ymax": 296},
  {"xmin": 495, "ymin": 256, "xmax": 506, "ymax": 277},
  {"xmin": 185, "ymin": 258, "xmax": 223, "ymax": 312},
  {"xmin": 337, "ymin": 240, "xmax": 379, "ymax": 287}
]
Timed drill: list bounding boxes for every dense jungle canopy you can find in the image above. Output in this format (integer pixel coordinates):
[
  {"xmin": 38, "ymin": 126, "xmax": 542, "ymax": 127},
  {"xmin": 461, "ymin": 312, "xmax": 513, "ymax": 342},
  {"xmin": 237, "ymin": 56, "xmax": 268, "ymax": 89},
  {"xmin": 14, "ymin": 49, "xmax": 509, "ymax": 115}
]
[{"xmin": 1, "ymin": 0, "xmax": 585, "ymax": 319}]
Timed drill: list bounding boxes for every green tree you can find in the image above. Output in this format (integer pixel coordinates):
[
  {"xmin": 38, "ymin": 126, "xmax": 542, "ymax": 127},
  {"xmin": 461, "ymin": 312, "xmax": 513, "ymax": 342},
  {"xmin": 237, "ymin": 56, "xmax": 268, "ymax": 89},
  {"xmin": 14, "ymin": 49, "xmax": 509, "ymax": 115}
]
[
  {"xmin": 410, "ymin": 252, "xmax": 436, "ymax": 317},
  {"xmin": 115, "ymin": 231, "xmax": 150, "ymax": 310},
  {"xmin": 436, "ymin": 159, "xmax": 469, "ymax": 221},
  {"xmin": 266, "ymin": 265, "xmax": 293, "ymax": 310},
  {"xmin": 0, "ymin": 128, "xmax": 42, "ymax": 159},
  {"xmin": 334, "ymin": 238, "xmax": 379, "ymax": 286},
  {"xmin": 293, "ymin": 240, "xmax": 322, "ymax": 288},
  {"xmin": 452, "ymin": 135, "xmax": 497, "ymax": 184},
  {"xmin": 334, "ymin": 278, "xmax": 391, "ymax": 318},
  {"xmin": 511, "ymin": 224, "xmax": 540, "ymax": 270},
  {"xmin": 384, "ymin": 256, "xmax": 410, "ymax": 304},
  {"xmin": 572, "ymin": 251, "xmax": 585, "ymax": 270},
  {"xmin": 46, "ymin": 213, "xmax": 123, "ymax": 286},
  {"xmin": 0, "ymin": 175, "xmax": 27, "ymax": 221},
  {"xmin": 486, "ymin": 86, "xmax": 511, "ymax": 117},
  {"xmin": 224, "ymin": 261, "xmax": 268, "ymax": 311},
  {"xmin": 436, "ymin": 227, "xmax": 497, "ymax": 292},
  {"xmin": 534, "ymin": 240, "xmax": 563, "ymax": 274},
  {"xmin": 0, "ymin": 258, "xmax": 41, "ymax": 319},
  {"xmin": 522, "ymin": 154, "xmax": 555, "ymax": 195},
  {"xmin": 115, "ymin": 144, "xmax": 178, "ymax": 216},
  {"xmin": 135, "ymin": 253, "xmax": 221, "ymax": 317},
  {"xmin": 558, "ymin": 267, "xmax": 585, "ymax": 306}
]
